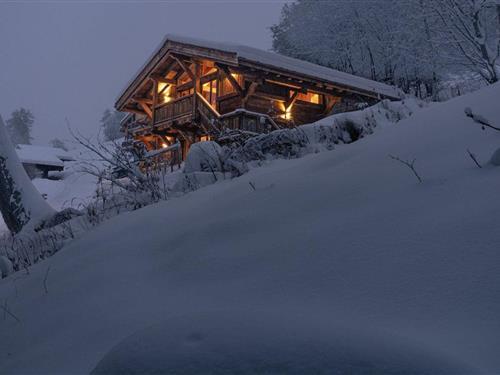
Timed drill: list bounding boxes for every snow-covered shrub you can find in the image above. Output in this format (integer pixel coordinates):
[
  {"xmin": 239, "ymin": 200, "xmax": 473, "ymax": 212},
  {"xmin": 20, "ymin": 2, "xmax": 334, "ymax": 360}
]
[
  {"xmin": 231, "ymin": 127, "xmax": 310, "ymax": 162},
  {"xmin": 490, "ymin": 148, "xmax": 500, "ymax": 166},
  {"xmin": 173, "ymin": 171, "xmax": 225, "ymax": 192},
  {"xmin": 184, "ymin": 141, "xmax": 224, "ymax": 173},
  {"xmin": 225, "ymin": 98, "xmax": 425, "ymax": 165},
  {"xmin": 0, "ymin": 255, "xmax": 13, "ymax": 278}
]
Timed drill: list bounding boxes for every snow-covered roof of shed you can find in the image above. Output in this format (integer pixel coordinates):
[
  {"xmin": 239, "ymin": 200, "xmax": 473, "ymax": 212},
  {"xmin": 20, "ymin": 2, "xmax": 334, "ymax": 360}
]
[
  {"xmin": 15, "ymin": 145, "xmax": 75, "ymax": 168},
  {"xmin": 117, "ymin": 34, "xmax": 403, "ymax": 105}
]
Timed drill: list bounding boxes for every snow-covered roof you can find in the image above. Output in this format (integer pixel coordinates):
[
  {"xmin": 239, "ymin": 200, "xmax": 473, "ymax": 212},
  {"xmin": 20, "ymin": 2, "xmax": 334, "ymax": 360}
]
[
  {"xmin": 15, "ymin": 144, "xmax": 75, "ymax": 168},
  {"xmin": 117, "ymin": 34, "xmax": 403, "ymax": 106}
]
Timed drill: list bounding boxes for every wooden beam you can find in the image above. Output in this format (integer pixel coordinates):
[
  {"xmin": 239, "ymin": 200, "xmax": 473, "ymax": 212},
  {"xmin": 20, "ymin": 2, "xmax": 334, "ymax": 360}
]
[
  {"xmin": 133, "ymin": 98, "xmax": 153, "ymax": 105},
  {"xmin": 192, "ymin": 62, "xmax": 200, "ymax": 118},
  {"xmin": 172, "ymin": 54, "xmax": 196, "ymax": 82},
  {"xmin": 323, "ymin": 96, "xmax": 340, "ymax": 115},
  {"xmin": 150, "ymin": 75, "xmax": 176, "ymax": 84},
  {"xmin": 285, "ymin": 90, "xmax": 299, "ymax": 110},
  {"xmin": 123, "ymin": 106, "xmax": 147, "ymax": 116},
  {"xmin": 242, "ymin": 81, "xmax": 259, "ymax": 107},
  {"xmin": 158, "ymin": 83, "xmax": 170, "ymax": 96},
  {"xmin": 217, "ymin": 64, "xmax": 244, "ymax": 97},
  {"xmin": 152, "ymin": 80, "xmax": 158, "ymax": 124},
  {"xmin": 133, "ymin": 99, "xmax": 153, "ymax": 119}
]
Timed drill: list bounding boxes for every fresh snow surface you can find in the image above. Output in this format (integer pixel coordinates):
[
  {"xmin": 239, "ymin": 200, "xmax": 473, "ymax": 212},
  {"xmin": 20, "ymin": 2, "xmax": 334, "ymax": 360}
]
[
  {"xmin": 1, "ymin": 84, "xmax": 500, "ymax": 374},
  {"xmin": 118, "ymin": 34, "xmax": 403, "ymax": 102},
  {"xmin": 91, "ymin": 312, "xmax": 472, "ymax": 375}
]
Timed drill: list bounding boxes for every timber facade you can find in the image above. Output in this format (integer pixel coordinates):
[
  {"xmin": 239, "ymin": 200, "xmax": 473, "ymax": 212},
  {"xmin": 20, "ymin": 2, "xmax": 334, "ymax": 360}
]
[{"xmin": 115, "ymin": 35, "xmax": 402, "ymax": 162}]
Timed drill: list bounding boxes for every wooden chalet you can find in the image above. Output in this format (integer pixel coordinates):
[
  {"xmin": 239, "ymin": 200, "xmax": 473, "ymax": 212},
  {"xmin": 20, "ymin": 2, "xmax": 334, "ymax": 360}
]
[{"xmin": 115, "ymin": 35, "xmax": 402, "ymax": 161}]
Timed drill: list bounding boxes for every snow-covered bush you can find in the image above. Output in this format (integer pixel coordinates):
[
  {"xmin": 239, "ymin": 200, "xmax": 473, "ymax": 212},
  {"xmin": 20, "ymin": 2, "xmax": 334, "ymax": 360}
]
[
  {"xmin": 490, "ymin": 148, "xmax": 500, "ymax": 166},
  {"xmin": 226, "ymin": 98, "xmax": 425, "ymax": 165},
  {"xmin": 0, "ymin": 255, "xmax": 13, "ymax": 278},
  {"xmin": 184, "ymin": 141, "xmax": 224, "ymax": 173}
]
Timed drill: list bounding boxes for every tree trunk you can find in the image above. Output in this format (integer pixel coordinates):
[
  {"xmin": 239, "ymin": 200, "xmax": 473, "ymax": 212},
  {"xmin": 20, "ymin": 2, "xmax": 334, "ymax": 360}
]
[{"xmin": 0, "ymin": 115, "xmax": 56, "ymax": 234}]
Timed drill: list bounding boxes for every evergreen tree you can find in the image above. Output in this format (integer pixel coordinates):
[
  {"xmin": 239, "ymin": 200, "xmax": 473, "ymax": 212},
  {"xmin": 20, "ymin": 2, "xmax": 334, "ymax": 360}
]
[
  {"xmin": 101, "ymin": 109, "xmax": 125, "ymax": 141},
  {"xmin": 6, "ymin": 108, "xmax": 34, "ymax": 145},
  {"xmin": 0, "ymin": 115, "xmax": 55, "ymax": 234},
  {"xmin": 50, "ymin": 138, "xmax": 68, "ymax": 151}
]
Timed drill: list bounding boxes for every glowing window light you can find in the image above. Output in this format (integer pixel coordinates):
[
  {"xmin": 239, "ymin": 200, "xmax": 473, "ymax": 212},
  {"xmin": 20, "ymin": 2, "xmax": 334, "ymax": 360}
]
[{"xmin": 157, "ymin": 82, "xmax": 172, "ymax": 104}]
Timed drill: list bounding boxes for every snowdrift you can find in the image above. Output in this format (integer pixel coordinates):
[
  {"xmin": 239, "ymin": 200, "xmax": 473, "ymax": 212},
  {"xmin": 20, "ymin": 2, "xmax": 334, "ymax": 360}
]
[
  {"xmin": 91, "ymin": 311, "xmax": 472, "ymax": 375},
  {"xmin": 1, "ymin": 83, "xmax": 500, "ymax": 374}
]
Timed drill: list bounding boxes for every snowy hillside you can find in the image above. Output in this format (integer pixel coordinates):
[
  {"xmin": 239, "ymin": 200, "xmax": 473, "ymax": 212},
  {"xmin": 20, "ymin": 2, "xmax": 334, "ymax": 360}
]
[{"xmin": 1, "ymin": 83, "xmax": 500, "ymax": 374}]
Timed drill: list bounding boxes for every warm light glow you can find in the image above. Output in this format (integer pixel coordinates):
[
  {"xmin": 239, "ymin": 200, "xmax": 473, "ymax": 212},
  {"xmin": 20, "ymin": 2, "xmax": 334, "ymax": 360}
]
[
  {"xmin": 281, "ymin": 106, "xmax": 293, "ymax": 120},
  {"xmin": 158, "ymin": 83, "xmax": 172, "ymax": 104},
  {"xmin": 202, "ymin": 81, "xmax": 217, "ymax": 94},
  {"xmin": 161, "ymin": 143, "xmax": 168, "ymax": 149},
  {"xmin": 200, "ymin": 135, "xmax": 210, "ymax": 142},
  {"xmin": 279, "ymin": 101, "xmax": 293, "ymax": 120},
  {"xmin": 296, "ymin": 91, "xmax": 321, "ymax": 104}
]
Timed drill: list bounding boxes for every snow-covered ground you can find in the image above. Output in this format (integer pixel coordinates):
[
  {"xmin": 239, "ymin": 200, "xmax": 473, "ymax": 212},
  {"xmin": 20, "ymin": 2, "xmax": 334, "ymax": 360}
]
[{"xmin": 1, "ymin": 83, "xmax": 500, "ymax": 374}]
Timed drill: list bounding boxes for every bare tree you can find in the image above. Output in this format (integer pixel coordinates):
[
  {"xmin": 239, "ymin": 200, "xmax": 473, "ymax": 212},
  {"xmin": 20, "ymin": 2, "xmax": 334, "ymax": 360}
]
[{"xmin": 431, "ymin": 0, "xmax": 500, "ymax": 83}]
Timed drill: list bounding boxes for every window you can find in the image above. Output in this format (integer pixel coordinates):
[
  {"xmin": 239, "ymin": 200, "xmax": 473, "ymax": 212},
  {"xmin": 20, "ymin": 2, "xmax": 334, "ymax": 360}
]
[
  {"xmin": 296, "ymin": 91, "xmax": 322, "ymax": 104},
  {"xmin": 202, "ymin": 80, "xmax": 217, "ymax": 107},
  {"xmin": 157, "ymin": 82, "xmax": 172, "ymax": 104}
]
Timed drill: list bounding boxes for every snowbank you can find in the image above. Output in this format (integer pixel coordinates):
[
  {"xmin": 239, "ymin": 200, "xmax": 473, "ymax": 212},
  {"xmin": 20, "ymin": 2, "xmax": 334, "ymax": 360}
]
[
  {"xmin": 92, "ymin": 311, "xmax": 472, "ymax": 374},
  {"xmin": 226, "ymin": 98, "xmax": 425, "ymax": 163}
]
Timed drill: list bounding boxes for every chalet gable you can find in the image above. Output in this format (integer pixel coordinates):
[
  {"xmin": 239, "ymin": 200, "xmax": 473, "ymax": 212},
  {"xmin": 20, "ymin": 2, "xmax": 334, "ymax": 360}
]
[{"xmin": 115, "ymin": 35, "xmax": 402, "ymax": 113}]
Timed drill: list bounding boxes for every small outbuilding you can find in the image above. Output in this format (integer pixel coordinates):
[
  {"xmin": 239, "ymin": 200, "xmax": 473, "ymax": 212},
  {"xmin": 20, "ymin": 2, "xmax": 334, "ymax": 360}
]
[{"xmin": 15, "ymin": 145, "xmax": 74, "ymax": 179}]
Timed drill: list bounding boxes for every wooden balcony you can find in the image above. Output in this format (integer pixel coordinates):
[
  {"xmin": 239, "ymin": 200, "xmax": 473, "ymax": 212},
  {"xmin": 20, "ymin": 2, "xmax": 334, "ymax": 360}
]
[{"xmin": 154, "ymin": 95, "xmax": 194, "ymax": 126}]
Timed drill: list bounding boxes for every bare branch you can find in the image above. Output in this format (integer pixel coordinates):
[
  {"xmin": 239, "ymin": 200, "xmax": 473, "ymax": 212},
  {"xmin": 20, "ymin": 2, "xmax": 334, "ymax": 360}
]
[
  {"xmin": 43, "ymin": 265, "xmax": 51, "ymax": 294},
  {"xmin": 389, "ymin": 154, "xmax": 423, "ymax": 183},
  {"xmin": 467, "ymin": 148, "xmax": 483, "ymax": 168}
]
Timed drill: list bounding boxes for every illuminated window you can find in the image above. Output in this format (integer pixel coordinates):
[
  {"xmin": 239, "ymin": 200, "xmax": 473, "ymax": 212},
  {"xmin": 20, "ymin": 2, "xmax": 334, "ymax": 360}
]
[
  {"xmin": 296, "ymin": 91, "xmax": 321, "ymax": 104},
  {"xmin": 200, "ymin": 135, "xmax": 211, "ymax": 142},
  {"xmin": 157, "ymin": 82, "xmax": 172, "ymax": 104},
  {"xmin": 202, "ymin": 80, "xmax": 217, "ymax": 107}
]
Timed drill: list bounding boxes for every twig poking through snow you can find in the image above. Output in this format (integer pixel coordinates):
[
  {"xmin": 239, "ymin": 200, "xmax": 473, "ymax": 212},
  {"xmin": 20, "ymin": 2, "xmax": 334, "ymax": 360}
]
[
  {"xmin": 43, "ymin": 266, "xmax": 51, "ymax": 294},
  {"xmin": 389, "ymin": 155, "xmax": 423, "ymax": 183},
  {"xmin": 249, "ymin": 181, "xmax": 256, "ymax": 191},
  {"xmin": 1, "ymin": 299, "xmax": 20, "ymax": 323},
  {"xmin": 467, "ymin": 149, "xmax": 482, "ymax": 169},
  {"xmin": 465, "ymin": 108, "xmax": 500, "ymax": 132}
]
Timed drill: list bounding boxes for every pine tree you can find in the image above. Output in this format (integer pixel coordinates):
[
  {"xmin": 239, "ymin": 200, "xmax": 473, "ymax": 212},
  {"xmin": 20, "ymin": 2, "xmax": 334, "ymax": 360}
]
[
  {"xmin": 50, "ymin": 138, "xmax": 68, "ymax": 151},
  {"xmin": 6, "ymin": 108, "xmax": 34, "ymax": 145}
]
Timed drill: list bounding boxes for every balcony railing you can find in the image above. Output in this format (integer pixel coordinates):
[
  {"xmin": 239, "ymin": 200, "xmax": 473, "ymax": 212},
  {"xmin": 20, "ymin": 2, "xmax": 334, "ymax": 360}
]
[{"xmin": 154, "ymin": 95, "xmax": 193, "ymax": 125}]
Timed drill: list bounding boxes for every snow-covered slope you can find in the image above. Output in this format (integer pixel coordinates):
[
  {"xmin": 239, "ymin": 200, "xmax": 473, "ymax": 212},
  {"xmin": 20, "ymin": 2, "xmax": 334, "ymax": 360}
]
[{"xmin": 1, "ymin": 84, "xmax": 500, "ymax": 374}]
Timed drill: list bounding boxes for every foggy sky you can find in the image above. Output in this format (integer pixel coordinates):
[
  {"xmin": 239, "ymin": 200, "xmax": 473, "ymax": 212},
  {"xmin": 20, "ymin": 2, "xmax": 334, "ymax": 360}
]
[{"xmin": 0, "ymin": 1, "xmax": 287, "ymax": 145}]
